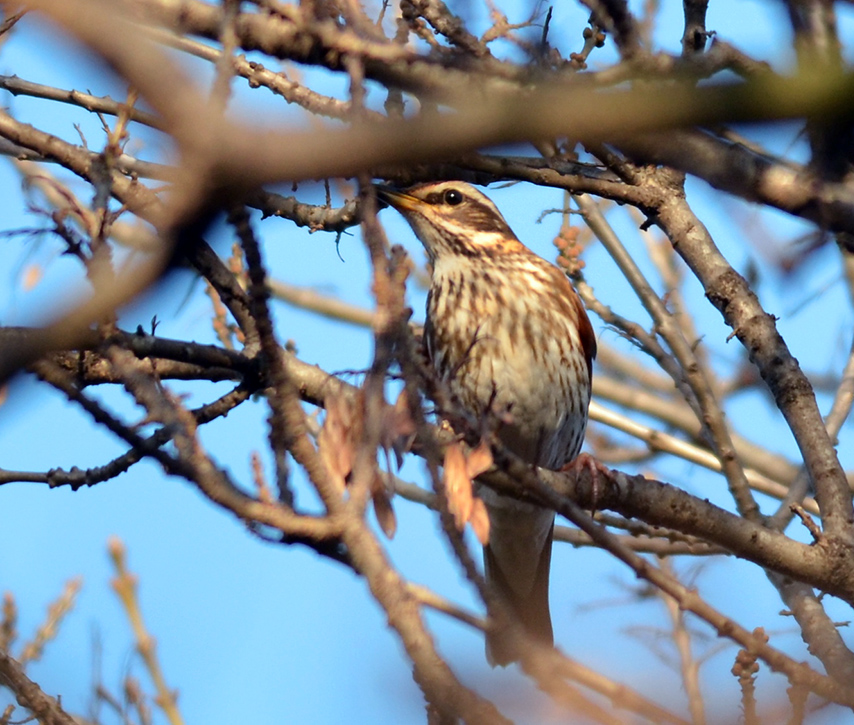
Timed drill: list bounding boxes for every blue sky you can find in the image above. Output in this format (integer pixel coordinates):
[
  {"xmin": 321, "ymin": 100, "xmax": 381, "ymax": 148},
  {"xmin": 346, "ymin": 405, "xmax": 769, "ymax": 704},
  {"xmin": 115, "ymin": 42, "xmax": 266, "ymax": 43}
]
[{"xmin": 1, "ymin": 1, "xmax": 853, "ymax": 723}]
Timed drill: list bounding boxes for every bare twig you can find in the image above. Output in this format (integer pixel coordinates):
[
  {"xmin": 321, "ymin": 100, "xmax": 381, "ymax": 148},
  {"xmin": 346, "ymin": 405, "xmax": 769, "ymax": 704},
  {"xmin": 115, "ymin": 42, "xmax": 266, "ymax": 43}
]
[{"xmin": 109, "ymin": 538, "xmax": 184, "ymax": 725}]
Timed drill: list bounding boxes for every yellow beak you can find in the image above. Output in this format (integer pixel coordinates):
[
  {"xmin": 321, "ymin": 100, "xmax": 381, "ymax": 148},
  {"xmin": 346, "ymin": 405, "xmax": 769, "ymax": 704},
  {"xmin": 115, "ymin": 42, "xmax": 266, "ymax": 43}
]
[{"xmin": 374, "ymin": 185, "xmax": 422, "ymax": 213}]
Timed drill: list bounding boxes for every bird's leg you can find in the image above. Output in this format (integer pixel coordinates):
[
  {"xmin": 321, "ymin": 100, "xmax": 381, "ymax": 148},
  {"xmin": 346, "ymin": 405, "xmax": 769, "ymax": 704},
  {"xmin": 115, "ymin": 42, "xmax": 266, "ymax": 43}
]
[{"xmin": 560, "ymin": 453, "xmax": 610, "ymax": 513}]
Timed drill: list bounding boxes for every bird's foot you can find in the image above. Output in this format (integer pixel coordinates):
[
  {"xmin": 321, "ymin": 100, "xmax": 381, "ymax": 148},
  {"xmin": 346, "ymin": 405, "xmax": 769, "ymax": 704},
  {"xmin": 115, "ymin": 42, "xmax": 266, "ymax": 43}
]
[{"xmin": 560, "ymin": 453, "xmax": 610, "ymax": 513}]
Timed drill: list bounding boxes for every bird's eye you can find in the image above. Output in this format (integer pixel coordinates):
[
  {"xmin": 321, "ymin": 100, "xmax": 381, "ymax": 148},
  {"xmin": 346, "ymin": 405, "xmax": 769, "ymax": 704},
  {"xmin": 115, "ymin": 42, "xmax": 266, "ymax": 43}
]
[{"xmin": 443, "ymin": 189, "xmax": 464, "ymax": 206}]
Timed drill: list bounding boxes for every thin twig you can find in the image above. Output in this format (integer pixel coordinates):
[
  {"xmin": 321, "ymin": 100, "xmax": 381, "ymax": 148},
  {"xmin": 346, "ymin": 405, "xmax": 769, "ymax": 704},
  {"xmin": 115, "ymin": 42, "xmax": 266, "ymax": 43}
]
[{"xmin": 108, "ymin": 538, "xmax": 184, "ymax": 725}]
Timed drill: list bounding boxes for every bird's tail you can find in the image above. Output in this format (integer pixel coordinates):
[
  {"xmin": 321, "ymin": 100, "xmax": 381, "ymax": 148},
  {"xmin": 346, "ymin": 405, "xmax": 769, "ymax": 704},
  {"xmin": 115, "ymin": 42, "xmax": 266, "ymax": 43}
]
[{"xmin": 482, "ymin": 503, "xmax": 555, "ymax": 667}]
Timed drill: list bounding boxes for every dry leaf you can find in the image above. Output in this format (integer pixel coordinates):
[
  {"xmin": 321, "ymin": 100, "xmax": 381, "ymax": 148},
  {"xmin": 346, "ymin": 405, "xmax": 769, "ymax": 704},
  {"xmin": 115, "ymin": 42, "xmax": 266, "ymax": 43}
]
[
  {"xmin": 470, "ymin": 497, "xmax": 491, "ymax": 545},
  {"xmin": 441, "ymin": 441, "xmax": 493, "ymax": 540},
  {"xmin": 383, "ymin": 390, "xmax": 417, "ymax": 469},
  {"xmin": 318, "ymin": 391, "xmax": 361, "ymax": 489},
  {"xmin": 443, "ymin": 442, "xmax": 473, "ymax": 530},
  {"xmin": 372, "ymin": 474, "xmax": 397, "ymax": 539},
  {"xmin": 465, "ymin": 439, "xmax": 493, "ymax": 479},
  {"xmin": 392, "ymin": 390, "xmax": 417, "ymax": 437}
]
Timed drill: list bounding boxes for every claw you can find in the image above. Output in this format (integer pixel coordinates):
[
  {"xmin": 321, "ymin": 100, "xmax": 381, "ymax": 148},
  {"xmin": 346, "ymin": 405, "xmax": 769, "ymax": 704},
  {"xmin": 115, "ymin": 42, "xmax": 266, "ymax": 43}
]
[{"xmin": 560, "ymin": 452, "xmax": 609, "ymax": 513}]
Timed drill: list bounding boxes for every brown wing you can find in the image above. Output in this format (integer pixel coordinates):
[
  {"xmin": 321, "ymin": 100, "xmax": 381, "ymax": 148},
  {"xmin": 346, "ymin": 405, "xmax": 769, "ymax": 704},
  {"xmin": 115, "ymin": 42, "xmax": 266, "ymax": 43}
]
[
  {"xmin": 545, "ymin": 263, "xmax": 597, "ymax": 384},
  {"xmin": 571, "ymin": 288, "xmax": 597, "ymax": 384},
  {"xmin": 423, "ymin": 288, "xmax": 437, "ymax": 366}
]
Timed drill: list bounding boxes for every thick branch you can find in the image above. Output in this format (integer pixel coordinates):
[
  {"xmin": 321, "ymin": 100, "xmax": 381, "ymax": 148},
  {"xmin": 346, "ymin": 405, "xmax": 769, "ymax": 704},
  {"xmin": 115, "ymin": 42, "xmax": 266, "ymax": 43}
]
[{"xmin": 650, "ymin": 175, "xmax": 854, "ymax": 541}]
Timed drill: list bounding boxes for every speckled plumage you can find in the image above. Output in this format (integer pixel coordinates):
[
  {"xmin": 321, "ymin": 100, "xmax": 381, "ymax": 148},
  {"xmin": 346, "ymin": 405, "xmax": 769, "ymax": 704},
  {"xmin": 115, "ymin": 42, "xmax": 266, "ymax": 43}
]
[{"xmin": 378, "ymin": 181, "xmax": 596, "ymax": 666}]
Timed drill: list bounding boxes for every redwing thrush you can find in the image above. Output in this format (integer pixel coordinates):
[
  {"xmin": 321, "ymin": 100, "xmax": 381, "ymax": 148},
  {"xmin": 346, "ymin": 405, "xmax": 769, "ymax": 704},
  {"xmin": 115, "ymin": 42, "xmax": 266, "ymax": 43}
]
[{"xmin": 377, "ymin": 181, "xmax": 596, "ymax": 666}]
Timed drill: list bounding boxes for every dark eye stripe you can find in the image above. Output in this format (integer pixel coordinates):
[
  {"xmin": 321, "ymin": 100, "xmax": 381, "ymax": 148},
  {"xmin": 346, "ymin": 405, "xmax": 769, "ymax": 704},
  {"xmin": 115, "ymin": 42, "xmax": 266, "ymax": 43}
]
[
  {"xmin": 415, "ymin": 185, "xmax": 516, "ymax": 239},
  {"xmin": 461, "ymin": 201, "xmax": 514, "ymax": 235}
]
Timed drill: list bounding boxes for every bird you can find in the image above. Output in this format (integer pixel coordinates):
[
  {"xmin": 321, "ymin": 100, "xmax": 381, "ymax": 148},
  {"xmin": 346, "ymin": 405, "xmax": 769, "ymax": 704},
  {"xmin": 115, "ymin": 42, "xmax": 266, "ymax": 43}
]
[{"xmin": 376, "ymin": 181, "xmax": 597, "ymax": 666}]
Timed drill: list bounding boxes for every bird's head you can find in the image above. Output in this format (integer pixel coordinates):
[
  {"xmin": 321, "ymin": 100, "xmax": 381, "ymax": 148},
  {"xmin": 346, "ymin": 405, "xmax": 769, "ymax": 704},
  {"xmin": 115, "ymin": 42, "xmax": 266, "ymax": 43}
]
[{"xmin": 375, "ymin": 181, "xmax": 526, "ymax": 263}]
